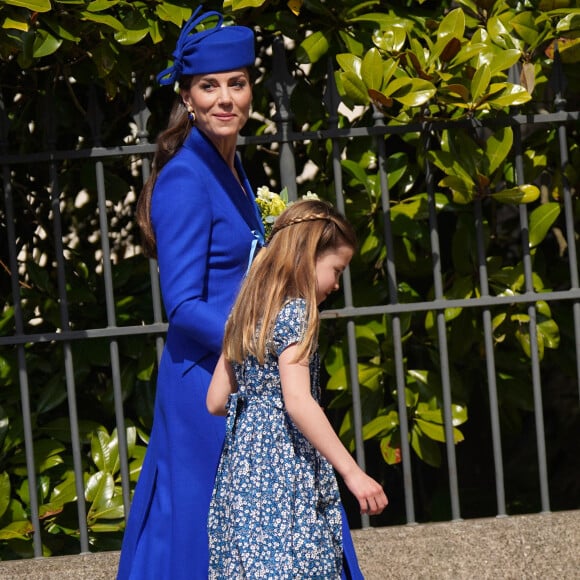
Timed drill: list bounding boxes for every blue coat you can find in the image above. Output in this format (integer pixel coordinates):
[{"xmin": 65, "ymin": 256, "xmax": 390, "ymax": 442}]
[
  {"xmin": 117, "ymin": 128, "xmax": 264, "ymax": 579},
  {"xmin": 117, "ymin": 127, "xmax": 363, "ymax": 579}
]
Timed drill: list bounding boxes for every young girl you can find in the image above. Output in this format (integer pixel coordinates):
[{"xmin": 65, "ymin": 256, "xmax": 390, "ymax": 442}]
[{"xmin": 207, "ymin": 199, "xmax": 388, "ymax": 579}]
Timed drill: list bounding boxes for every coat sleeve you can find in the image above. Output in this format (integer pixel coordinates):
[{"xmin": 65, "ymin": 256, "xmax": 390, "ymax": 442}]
[{"xmin": 151, "ymin": 157, "xmax": 228, "ymax": 355}]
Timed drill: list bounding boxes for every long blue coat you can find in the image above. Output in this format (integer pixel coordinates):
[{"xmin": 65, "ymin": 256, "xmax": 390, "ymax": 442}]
[{"xmin": 117, "ymin": 127, "xmax": 363, "ymax": 579}]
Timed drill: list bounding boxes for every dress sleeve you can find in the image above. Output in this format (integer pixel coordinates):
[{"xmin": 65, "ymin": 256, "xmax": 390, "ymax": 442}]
[
  {"xmin": 272, "ymin": 299, "xmax": 308, "ymax": 357},
  {"xmin": 151, "ymin": 156, "xmax": 226, "ymax": 353}
]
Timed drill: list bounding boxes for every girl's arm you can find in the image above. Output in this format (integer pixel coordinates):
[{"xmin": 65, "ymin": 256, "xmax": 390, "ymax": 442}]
[
  {"xmin": 207, "ymin": 354, "xmax": 237, "ymax": 416},
  {"xmin": 279, "ymin": 345, "xmax": 388, "ymax": 516}
]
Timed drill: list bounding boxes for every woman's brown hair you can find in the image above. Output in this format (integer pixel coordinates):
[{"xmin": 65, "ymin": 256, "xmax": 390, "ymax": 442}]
[
  {"xmin": 135, "ymin": 77, "xmax": 194, "ymax": 258},
  {"xmin": 223, "ymin": 199, "xmax": 357, "ymax": 364}
]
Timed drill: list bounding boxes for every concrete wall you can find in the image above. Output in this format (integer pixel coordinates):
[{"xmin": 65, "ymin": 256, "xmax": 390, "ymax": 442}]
[{"xmin": 0, "ymin": 510, "xmax": 578, "ymax": 579}]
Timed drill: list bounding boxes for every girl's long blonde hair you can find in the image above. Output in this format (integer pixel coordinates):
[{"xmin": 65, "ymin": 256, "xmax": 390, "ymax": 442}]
[{"xmin": 223, "ymin": 199, "xmax": 357, "ymax": 364}]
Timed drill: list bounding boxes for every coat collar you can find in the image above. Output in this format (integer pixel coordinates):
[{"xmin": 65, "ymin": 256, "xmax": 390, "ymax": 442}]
[{"xmin": 185, "ymin": 128, "xmax": 265, "ymax": 239}]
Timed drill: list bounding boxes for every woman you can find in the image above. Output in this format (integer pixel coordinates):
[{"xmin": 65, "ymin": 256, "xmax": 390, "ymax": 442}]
[
  {"xmin": 117, "ymin": 9, "xmax": 264, "ymax": 580},
  {"xmin": 117, "ymin": 8, "xmax": 364, "ymax": 579}
]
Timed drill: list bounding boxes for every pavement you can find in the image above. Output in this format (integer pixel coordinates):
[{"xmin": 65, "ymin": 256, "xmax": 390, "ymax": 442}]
[{"xmin": 0, "ymin": 509, "xmax": 578, "ymax": 579}]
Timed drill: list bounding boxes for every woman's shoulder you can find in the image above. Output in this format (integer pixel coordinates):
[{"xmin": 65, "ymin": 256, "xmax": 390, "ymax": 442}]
[{"xmin": 157, "ymin": 145, "xmax": 205, "ymax": 182}]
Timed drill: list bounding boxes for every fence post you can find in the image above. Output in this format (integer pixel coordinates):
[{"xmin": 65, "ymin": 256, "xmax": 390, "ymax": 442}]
[{"xmin": 266, "ymin": 36, "xmax": 298, "ymax": 200}]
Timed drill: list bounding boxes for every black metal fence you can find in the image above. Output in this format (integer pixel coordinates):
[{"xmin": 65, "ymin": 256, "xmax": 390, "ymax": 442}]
[{"xmin": 1, "ymin": 40, "xmax": 579, "ymax": 558}]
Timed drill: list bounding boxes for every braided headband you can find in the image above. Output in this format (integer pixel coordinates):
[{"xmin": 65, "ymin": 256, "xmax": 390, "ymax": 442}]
[
  {"xmin": 269, "ymin": 214, "xmax": 332, "ymax": 239},
  {"xmin": 157, "ymin": 7, "xmax": 255, "ymax": 86}
]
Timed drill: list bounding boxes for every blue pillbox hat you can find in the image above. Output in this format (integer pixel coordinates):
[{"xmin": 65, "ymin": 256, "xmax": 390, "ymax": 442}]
[{"xmin": 157, "ymin": 7, "xmax": 255, "ymax": 86}]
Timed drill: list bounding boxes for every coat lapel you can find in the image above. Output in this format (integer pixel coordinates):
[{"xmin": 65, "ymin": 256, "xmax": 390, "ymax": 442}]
[{"xmin": 187, "ymin": 129, "xmax": 265, "ymax": 238}]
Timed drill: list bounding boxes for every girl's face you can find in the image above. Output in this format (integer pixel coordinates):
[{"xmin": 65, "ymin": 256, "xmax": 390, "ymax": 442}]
[
  {"xmin": 181, "ymin": 69, "xmax": 252, "ymax": 149},
  {"xmin": 315, "ymin": 244, "xmax": 354, "ymax": 305}
]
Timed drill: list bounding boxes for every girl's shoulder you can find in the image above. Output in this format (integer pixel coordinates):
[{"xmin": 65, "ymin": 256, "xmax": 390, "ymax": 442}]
[
  {"xmin": 278, "ymin": 298, "xmax": 307, "ymax": 319},
  {"xmin": 271, "ymin": 298, "xmax": 309, "ymax": 355}
]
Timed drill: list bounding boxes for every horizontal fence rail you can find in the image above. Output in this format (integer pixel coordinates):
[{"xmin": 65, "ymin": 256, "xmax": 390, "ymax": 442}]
[{"xmin": 1, "ymin": 40, "xmax": 579, "ymax": 560}]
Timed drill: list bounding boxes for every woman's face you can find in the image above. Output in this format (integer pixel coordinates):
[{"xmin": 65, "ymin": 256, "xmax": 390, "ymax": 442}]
[{"xmin": 182, "ymin": 68, "xmax": 252, "ymax": 149}]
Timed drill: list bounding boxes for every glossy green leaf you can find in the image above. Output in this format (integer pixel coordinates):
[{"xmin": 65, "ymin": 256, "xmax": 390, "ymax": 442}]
[
  {"xmin": 79, "ymin": 11, "xmax": 125, "ymax": 31},
  {"xmin": 359, "ymin": 362, "xmax": 383, "ymax": 391},
  {"xmin": 91, "ymin": 428, "xmax": 112, "ymax": 473},
  {"xmin": 114, "ymin": 11, "xmax": 150, "ymax": 46},
  {"xmin": 85, "ymin": 471, "xmax": 114, "ymax": 503},
  {"xmin": 87, "ymin": 0, "xmax": 121, "ymax": 10},
  {"xmin": 487, "ymin": 15, "xmax": 512, "ymax": 50},
  {"xmin": 3, "ymin": 0, "xmax": 51, "ymax": 11},
  {"xmin": 91, "ymin": 40, "xmax": 119, "ymax": 78},
  {"xmin": 487, "ymin": 49, "xmax": 522, "ymax": 76},
  {"xmin": 416, "ymin": 418, "xmax": 464, "ymax": 443},
  {"xmin": 471, "ymin": 64, "xmax": 491, "ymax": 102},
  {"xmin": 538, "ymin": 318, "xmax": 560, "ymax": 349},
  {"xmin": 372, "ymin": 25, "xmax": 407, "ymax": 52},
  {"xmin": 41, "ymin": 16, "xmax": 81, "ymax": 42},
  {"xmin": 511, "ymin": 11, "xmax": 539, "ymax": 45},
  {"xmin": 327, "ymin": 366, "xmax": 348, "ymax": 391},
  {"xmin": 155, "ymin": 3, "xmax": 191, "ymax": 26},
  {"xmin": 528, "ymin": 202, "xmax": 561, "ymax": 247},
  {"xmin": 359, "ymin": 231, "xmax": 381, "ymax": 262},
  {"xmin": 362, "ymin": 411, "xmax": 398, "ymax": 440},
  {"xmin": 341, "ymin": 159, "xmax": 370, "ymax": 188},
  {"xmin": 515, "ymin": 325, "xmax": 534, "ymax": 359},
  {"xmin": 411, "ymin": 426, "xmax": 441, "ymax": 467},
  {"xmin": 2, "ymin": 15, "xmax": 30, "ymax": 32},
  {"xmin": 386, "ymin": 77, "xmax": 436, "ymax": 107},
  {"xmin": 381, "ymin": 58, "xmax": 399, "ymax": 90},
  {"xmin": 438, "ymin": 8, "xmax": 465, "ymax": 40},
  {"xmin": 339, "ymin": 30, "xmax": 365, "ymax": 58},
  {"xmin": 417, "ymin": 405, "xmax": 467, "ymax": 426},
  {"xmin": 337, "ymin": 53, "xmax": 362, "ymax": 75},
  {"xmin": 430, "ymin": 148, "xmax": 475, "ymax": 185},
  {"xmin": 90, "ymin": 491, "xmax": 124, "ymax": 520},
  {"xmin": 361, "ymin": 48, "xmax": 383, "ymax": 91},
  {"xmin": 439, "ymin": 176, "xmax": 474, "ymax": 204},
  {"xmin": 0, "ymin": 520, "xmax": 34, "ymax": 541},
  {"xmin": 487, "ymin": 84, "xmax": 532, "ymax": 107},
  {"xmin": 355, "ymin": 324, "xmax": 380, "ymax": 357},
  {"xmin": 450, "ymin": 41, "xmax": 488, "ymax": 67},
  {"xmin": 0, "ymin": 472, "xmax": 10, "ymax": 520},
  {"xmin": 297, "ymin": 30, "xmax": 329, "ymax": 64},
  {"xmin": 340, "ymin": 71, "xmax": 370, "ymax": 105},
  {"xmin": 485, "ymin": 127, "xmax": 513, "ymax": 174},
  {"xmin": 380, "ymin": 435, "xmax": 402, "ymax": 464},
  {"xmin": 50, "ymin": 470, "xmax": 77, "ymax": 504},
  {"xmin": 556, "ymin": 13, "xmax": 580, "ymax": 37},
  {"xmin": 490, "ymin": 184, "xmax": 540, "ymax": 204},
  {"xmin": 231, "ymin": 0, "xmax": 265, "ymax": 8}
]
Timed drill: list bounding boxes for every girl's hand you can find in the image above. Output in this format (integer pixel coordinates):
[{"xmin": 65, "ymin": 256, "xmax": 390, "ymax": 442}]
[{"xmin": 343, "ymin": 469, "xmax": 389, "ymax": 516}]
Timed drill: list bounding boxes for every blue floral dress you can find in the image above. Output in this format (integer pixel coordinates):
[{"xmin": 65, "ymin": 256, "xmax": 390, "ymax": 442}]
[{"xmin": 208, "ymin": 299, "xmax": 343, "ymax": 579}]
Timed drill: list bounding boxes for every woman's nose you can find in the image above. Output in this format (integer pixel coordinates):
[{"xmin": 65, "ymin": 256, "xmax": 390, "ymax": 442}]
[{"xmin": 218, "ymin": 87, "xmax": 232, "ymax": 104}]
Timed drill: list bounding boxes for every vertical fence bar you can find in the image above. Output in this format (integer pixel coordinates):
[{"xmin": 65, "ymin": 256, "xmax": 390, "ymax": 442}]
[
  {"xmin": 372, "ymin": 105, "xmax": 416, "ymax": 524},
  {"xmin": 551, "ymin": 48, "xmax": 580, "ymax": 402},
  {"xmin": 324, "ymin": 64, "xmax": 369, "ymax": 528},
  {"xmin": 474, "ymin": 199, "xmax": 506, "ymax": 516},
  {"xmin": 87, "ymin": 88, "xmax": 132, "ymax": 518},
  {"xmin": 0, "ymin": 95, "xmax": 43, "ymax": 557},
  {"xmin": 117, "ymin": 86, "xmax": 164, "ymax": 522},
  {"xmin": 512, "ymin": 121, "xmax": 551, "ymax": 513},
  {"xmin": 424, "ymin": 126, "xmax": 461, "ymax": 521},
  {"xmin": 266, "ymin": 37, "xmax": 298, "ymax": 200},
  {"xmin": 131, "ymin": 85, "xmax": 165, "ymax": 366},
  {"xmin": 43, "ymin": 93, "xmax": 90, "ymax": 553}
]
